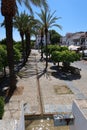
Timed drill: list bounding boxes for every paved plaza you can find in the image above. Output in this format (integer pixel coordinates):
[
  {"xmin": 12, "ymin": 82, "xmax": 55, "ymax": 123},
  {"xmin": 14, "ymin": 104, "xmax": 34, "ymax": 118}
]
[{"xmin": 3, "ymin": 49, "xmax": 87, "ymax": 119}]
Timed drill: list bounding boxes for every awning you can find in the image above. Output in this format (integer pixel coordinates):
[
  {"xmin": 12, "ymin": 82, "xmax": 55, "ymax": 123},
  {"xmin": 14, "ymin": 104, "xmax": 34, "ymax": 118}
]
[{"xmin": 68, "ymin": 45, "xmax": 80, "ymax": 51}]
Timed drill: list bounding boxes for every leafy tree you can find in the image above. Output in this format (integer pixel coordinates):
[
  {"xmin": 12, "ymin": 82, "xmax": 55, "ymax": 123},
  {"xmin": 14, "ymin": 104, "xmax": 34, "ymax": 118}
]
[
  {"xmin": 51, "ymin": 50, "xmax": 81, "ymax": 67},
  {"xmin": 0, "ymin": 55, "xmax": 3, "ymax": 71},
  {"xmin": 14, "ymin": 42, "xmax": 22, "ymax": 53},
  {"xmin": 0, "ymin": 38, "xmax": 6, "ymax": 45},
  {"xmin": 0, "ymin": 45, "xmax": 7, "ymax": 76},
  {"xmin": 0, "ymin": 44, "xmax": 21, "ymax": 76},
  {"xmin": 43, "ymin": 45, "xmax": 68, "ymax": 59},
  {"xmin": 49, "ymin": 30, "xmax": 61, "ymax": 44},
  {"xmin": 13, "ymin": 47, "xmax": 22, "ymax": 64}
]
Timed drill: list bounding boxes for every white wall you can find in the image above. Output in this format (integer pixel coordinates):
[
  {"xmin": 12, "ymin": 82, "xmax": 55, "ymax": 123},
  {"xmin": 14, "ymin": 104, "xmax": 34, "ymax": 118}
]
[
  {"xmin": 36, "ymin": 33, "xmax": 50, "ymax": 47},
  {"xmin": 70, "ymin": 101, "xmax": 87, "ymax": 130},
  {"xmin": 17, "ymin": 103, "xmax": 25, "ymax": 130}
]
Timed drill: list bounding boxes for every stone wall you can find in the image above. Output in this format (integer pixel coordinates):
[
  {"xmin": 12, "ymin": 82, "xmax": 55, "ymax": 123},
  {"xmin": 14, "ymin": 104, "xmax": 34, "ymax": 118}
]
[{"xmin": 0, "ymin": 103, "xmax": 25, "ymax": 130}]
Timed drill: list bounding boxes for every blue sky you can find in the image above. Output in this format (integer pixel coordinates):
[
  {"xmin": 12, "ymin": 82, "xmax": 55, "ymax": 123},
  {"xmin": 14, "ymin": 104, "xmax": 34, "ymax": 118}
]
[{"xmin": 0, "ymin": 0, "xmax": 87, "ymax": 41}]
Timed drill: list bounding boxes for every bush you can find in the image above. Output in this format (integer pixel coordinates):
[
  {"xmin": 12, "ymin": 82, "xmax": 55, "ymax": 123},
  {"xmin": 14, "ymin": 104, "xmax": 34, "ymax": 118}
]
[
  {"xmin": 0, "ymin": 97, "xmax": 4, "ymax": 119},
  {"xmin": 14, "ymin": 42, "xmax": 22, "ymax": 53},
  {"xmin": 43, "ymin": 45, "xmax": 68, "ymax": 57},
  {"xmin": 0, "ymin": 45, "xmax": 7, "ymax": 71},
  {"xmin": 13, "ymin": 47, "xmax": 22, "ymax": 63},
  {"xmin": 51, "ymin": 50, "xmax": 81, "ymax": 67}
]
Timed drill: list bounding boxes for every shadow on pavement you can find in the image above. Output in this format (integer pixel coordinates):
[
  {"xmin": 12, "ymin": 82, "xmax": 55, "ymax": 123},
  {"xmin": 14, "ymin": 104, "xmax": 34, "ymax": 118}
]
[{"xmin": 50, "ymin": 66, "xmax": 81, "ymax": 81}]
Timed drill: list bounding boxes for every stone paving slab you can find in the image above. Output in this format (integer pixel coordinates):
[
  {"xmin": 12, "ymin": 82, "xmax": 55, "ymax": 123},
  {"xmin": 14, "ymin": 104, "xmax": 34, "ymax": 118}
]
[
  {"xmin": 0, "ymin": 120, "xmax": 19, "ymax": 130},
  {"xmin": 44, "ymin": 104, "xmax": 72, "ymax": 113},
  {"xmin": 65, "ymin": 81, "xmax": 81, "ymax": 94}
]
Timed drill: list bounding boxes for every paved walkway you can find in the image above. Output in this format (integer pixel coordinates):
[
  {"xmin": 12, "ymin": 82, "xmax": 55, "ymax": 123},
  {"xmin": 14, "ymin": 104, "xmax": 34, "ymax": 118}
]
[{"xmin": 3, "ymin": 49, "xmax": 87, "ymax": 119}]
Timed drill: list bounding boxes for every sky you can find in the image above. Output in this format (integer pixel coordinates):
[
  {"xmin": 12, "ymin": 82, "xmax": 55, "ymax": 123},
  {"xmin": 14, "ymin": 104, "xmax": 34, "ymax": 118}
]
[{"xmin": 0, "ymin": 0, "xmax": 87, "ymax": 41}]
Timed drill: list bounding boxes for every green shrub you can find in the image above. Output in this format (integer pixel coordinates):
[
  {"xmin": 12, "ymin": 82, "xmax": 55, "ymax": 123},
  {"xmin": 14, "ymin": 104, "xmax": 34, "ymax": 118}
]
[
  {"xmin": 51, "ymin": 50, "xmax": 81, "ymax": 67},
  {"xmin": 13, "ymin": 47, "xmax": 22, "ymax": 63},
  {"xmin": 0, "ymin": 97, "xmax": 4, "ymax": 119}
]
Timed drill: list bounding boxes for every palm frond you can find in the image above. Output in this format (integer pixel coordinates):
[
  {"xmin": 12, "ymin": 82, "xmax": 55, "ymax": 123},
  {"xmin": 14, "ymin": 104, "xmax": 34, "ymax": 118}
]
[
  {"xmin": 17, "ymin": 0, "xmax": 48, "ymax": 15},
  {"xmin": 36, "ymin": 8, "xmax": 62, "ymax": 31}
]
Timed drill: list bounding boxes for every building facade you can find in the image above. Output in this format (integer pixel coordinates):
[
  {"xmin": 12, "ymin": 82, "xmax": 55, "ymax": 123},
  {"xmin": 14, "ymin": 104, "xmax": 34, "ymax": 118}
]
[
  {"xmin": 61, "ymin": 32, "xmax": 87, "ymax": 49},
  {"xmin": 35, "ymin": 32, "xmax": 51, "ymax": 48}
]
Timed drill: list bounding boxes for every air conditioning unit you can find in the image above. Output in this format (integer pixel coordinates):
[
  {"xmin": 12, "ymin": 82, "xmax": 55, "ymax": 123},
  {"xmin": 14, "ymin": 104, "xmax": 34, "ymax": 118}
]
[{"xmin": 53, "ymin": 113, "xmax": 74, "ymax": 126}]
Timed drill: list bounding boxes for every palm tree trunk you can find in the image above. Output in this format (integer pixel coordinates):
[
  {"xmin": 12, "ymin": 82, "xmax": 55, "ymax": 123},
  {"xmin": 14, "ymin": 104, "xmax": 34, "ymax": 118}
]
[
  {"xmin": 3, "ymin": 66, "xmax": 6, "ymax": 77},
  {"xmin": 28, "ymin": 33, "xmax": 31, "ymax": 56},
  {"xmin": 5, "ymin": 16, "xmax": 16, "ymax": 93},
  {"xmin": 25, "ymin": 32, "xmax": 31, "ymax": 61},
  {"xmin": 20, "ymin": 32, "xmax": 25, "ymax": 64},
  {"xmin": 40, "ymin": 31, "xmax": 43, "ymax": 60},
  {"xmin": 45, "ymin": 28, "xmax": 48, "ymax": 70}
]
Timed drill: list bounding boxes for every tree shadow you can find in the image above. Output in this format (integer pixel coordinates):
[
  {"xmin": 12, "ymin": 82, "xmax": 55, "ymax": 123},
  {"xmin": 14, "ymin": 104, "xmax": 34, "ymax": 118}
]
[
  {"xmin": 0, "ymin": 76, "xmax": 18, "ymax": 103},
  {"xmin": 37, "ymin": 68, "xmax": 48, "ymax": 79},
  {"xmin": 50, "ymin": 65, "xmax": 81, "ymax": 81},
  {"xmin": 0, "ymin": 76, "xmax": 9, "ymax": 96}
]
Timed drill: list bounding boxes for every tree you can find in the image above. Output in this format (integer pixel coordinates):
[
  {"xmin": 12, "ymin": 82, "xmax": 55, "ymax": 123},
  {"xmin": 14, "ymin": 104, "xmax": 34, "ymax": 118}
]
[
  {"xmin": 1, "ymin": 0, "xmax": 17, "ymax": 95},
  {"xmin": 37, "ymin": 26, "xmax": 44, "ymax": 60},
  {"xmin": 36, "ymin": 7, "xmax": 62, "ymax": 70},
  {"xmin": 13, "ymin": 46, "xmax": 21, "ymax": 64},
  {"xmin": 51, "ymin": 50, "xmax": 81, "ymax": 68},
  {"xmin": 0, "ymin": 44, "xmax": 21, "ymax": 77},
  {"xmin": 43, "ymin": 44, "xmax": 68, "ymax": 60},
  {"xmin": 24, "ymin": 15, "xmax": 38, "ymax": 61},
  {"xmin": 14, "ymin": 12, "xmax": 26, "ymax": 63},
  {"xmin": 49, "ymin": 30, "xmax": 61, "ymax": 44},
  {"xmin": 0, "ymin": 45, "xmax": 7, "ymax": 76},
  {"xmin": 1, "ymin": 0, "xmax": 48, "ymax": 97},
  {"xmin": 14, "ymin": 12, "xmax": 38, "ymax": 63}
]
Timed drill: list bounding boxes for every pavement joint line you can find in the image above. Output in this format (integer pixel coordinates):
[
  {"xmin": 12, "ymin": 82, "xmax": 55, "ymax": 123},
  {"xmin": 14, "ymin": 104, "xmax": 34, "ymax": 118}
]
[{"xmin": 35, "ymin": 55, "xmax": 44, "ymax": 116}]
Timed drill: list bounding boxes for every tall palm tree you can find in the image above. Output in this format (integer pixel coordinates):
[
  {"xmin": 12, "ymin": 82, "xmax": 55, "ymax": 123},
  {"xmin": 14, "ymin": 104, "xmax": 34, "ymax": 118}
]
[
  {"xmin": 25, "ymin": 15, "xmax": 38, "ymax": 60},
  {"xmin": 1, "ymin": 0, "xmax": 48, "ymax": 97},
  {"xmin": 37, "ymin": 27, "xmax": 44, "ymax": 60},
  {"xmin": 1, "ymin": 0, "xmax": 17, "ymax": 96},
  {"xmin": 14, "ymin": 12, "xmax": 28, "ymax": 64},
  {"xmin": 36, "ymin": 7, "xmax": 62, "ymax": 70},
  {"xmin": 14, "ymin": 12, "xmax": 38, "ymax": 62},
  {"xmin": 40, "ymin": 27, "xmax": 44, "ymax": 60}
]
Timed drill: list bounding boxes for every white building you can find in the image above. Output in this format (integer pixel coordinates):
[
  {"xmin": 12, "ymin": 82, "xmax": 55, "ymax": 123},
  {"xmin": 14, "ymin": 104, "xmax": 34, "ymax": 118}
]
[
  {"xmin": 35, "ymin": 32, "xmax": 51, "ymax": 48},
  {"xmin": 61, "ymin": 32, "xmax": 87, "ymax": 48}
]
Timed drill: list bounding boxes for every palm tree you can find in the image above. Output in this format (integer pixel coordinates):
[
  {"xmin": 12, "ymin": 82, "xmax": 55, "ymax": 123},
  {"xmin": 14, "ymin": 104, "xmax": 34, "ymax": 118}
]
[
  {"xmin": 25, "ymin": 16, "xmax": 38, "ymax": 60},
  {"xmin": 37, "ymin": 27, "xmax": 44, "ymax": 60},
  {"xmin": 36, "ymin": 7, "xmax": 62, "ymax": 70},
  {"xmin": 1, "ymin": 0, "xmax": 17, "ymax": 96},
  {"xmin": 1, "ymin": 0, "xmax": 48, "ymax": 97},
  {"xmin": 14, "ymin": 12, "xmax": 38, "ymax": 62},
  {"xmin": 14, "ymin": 12, "xmax": 28, "ymax": 64},
  {"xmin": 40, "ymin": 27, "xmax": 44, "ymax": 60}
]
